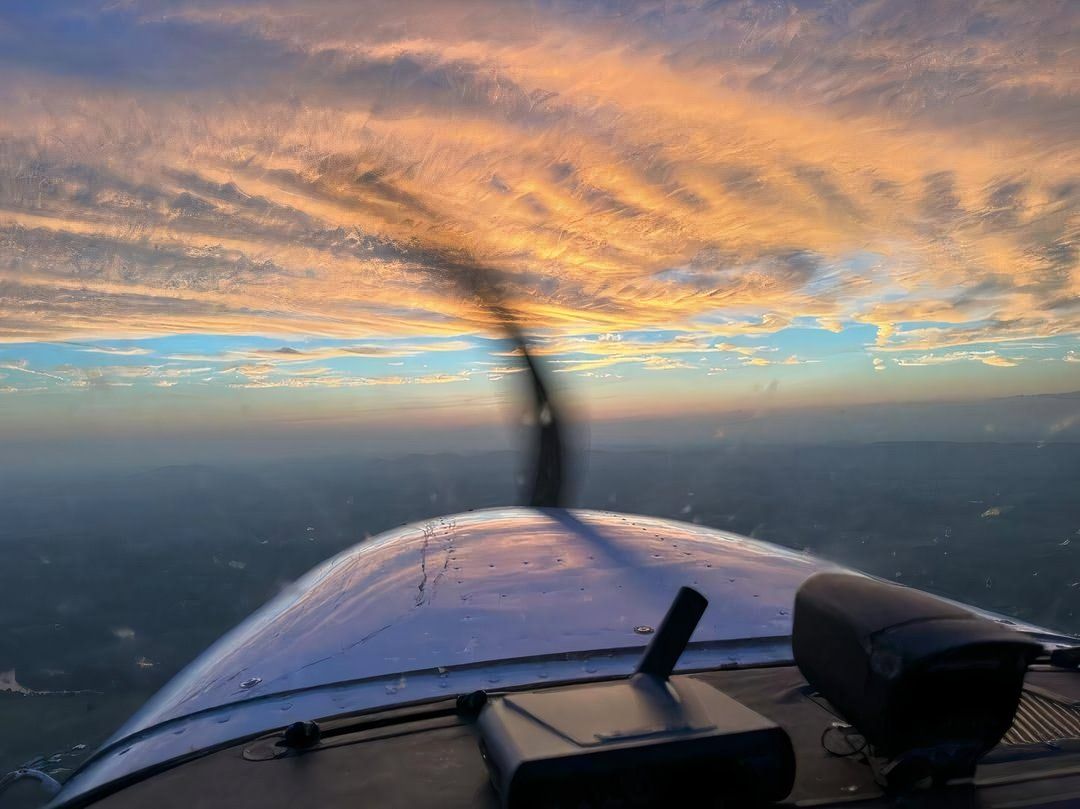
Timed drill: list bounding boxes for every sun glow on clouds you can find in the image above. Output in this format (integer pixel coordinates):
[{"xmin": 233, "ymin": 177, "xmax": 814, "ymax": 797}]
[{"xmin": 0, "ymin": 0, "xmax": 1077, "ymax": 412}]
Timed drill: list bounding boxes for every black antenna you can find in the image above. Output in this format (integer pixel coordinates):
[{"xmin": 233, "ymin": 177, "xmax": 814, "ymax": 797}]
[{"xmin": 634, "ymin": 586, "xmax": 708, "ymax": 680}]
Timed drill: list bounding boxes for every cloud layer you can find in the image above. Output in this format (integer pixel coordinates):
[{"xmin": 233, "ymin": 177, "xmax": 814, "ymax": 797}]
[{"xmin": 0, "ymin": 0, "xmax": 1077, "ymax": 387}]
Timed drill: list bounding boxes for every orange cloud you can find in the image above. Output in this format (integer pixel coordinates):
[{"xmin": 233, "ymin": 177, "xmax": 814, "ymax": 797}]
[{"xmin": 0, "ymin": 0, "xmax": 1074, "ymax": 371}]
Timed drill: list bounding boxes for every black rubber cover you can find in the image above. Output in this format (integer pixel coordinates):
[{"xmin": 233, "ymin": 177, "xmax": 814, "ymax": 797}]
[{"xmin": 792, "ymin": 572, "xmax": 1040, "ymax": 770}]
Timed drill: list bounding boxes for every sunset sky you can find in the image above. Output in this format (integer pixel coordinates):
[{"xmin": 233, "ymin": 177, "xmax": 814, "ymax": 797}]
[{"xmin": 0, "ymin": 0, "xmax": 1077, "ymax": 451}]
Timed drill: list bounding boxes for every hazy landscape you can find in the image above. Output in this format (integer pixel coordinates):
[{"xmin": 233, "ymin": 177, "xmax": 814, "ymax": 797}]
[{"xmin": 2, "ymin": 438, "xmax": 1077, "ymax": 777}]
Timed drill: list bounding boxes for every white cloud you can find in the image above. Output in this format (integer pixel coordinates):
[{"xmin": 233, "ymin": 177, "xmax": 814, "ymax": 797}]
[
  {"xmin": 0, "ymin": 0, "xmax": 1073, "ymax": 383},
  {"xmin": 75, "ymin": 346, "xmax": 152, "ymax": 357},
  {"xmin": 895, "ymin": 350, "xmax": 1020, "ymax": 368}
]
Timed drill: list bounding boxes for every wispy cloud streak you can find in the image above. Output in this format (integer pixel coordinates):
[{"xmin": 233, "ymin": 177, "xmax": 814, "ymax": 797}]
[{"xmin": 0, "ymin": 0, "xmax": 1074, "ymax": 382}]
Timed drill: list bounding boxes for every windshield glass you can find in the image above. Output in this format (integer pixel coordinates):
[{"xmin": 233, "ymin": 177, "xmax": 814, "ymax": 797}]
[{"xmin": 1, "ymin": 0, "xmax": 1077, "ymax": 787}]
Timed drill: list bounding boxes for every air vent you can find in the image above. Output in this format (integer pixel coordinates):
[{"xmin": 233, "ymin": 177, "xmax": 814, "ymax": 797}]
[{"xmin": 1001, "ymin": 689, "xmax": 1080, "ymax": 745}]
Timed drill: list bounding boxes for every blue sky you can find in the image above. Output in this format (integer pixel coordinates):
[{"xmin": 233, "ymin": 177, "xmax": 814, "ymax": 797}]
[{"xmin": 0, "ymin": 0, "xmax": 1077, "ymax": 448}]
